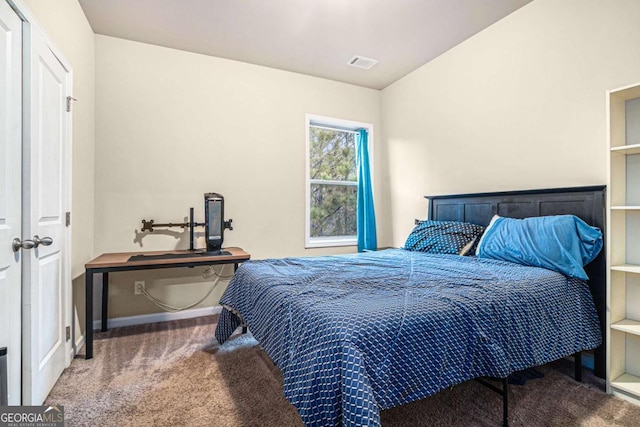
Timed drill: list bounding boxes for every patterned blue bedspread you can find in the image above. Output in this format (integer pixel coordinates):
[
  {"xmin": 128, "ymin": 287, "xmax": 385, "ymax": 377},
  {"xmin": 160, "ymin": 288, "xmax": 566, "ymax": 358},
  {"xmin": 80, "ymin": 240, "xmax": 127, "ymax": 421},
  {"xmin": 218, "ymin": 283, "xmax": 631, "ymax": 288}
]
[{"xmin": 215, "ymin": 249, "xmax": 601, "ymax": 427}]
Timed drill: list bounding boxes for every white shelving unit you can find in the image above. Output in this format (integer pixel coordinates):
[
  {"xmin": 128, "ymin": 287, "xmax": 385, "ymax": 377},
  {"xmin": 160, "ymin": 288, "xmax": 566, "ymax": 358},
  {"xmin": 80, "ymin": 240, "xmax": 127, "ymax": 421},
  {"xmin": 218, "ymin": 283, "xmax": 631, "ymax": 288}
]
[{"xmin": 607, "ymin": 82, "xmax": 640, "ymax": 405}]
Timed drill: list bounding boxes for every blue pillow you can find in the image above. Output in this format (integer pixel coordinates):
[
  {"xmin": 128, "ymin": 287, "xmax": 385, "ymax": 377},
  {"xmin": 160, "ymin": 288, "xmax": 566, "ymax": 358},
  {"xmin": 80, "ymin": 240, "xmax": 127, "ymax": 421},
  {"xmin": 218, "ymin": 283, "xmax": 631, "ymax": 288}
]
[
  {"xmin": 476, "ymin": 215, "xmax": 602, "ymax": 280},
  {"xmin": 404, "ymin": 220, "xmax": 485, "ymax": 255}
]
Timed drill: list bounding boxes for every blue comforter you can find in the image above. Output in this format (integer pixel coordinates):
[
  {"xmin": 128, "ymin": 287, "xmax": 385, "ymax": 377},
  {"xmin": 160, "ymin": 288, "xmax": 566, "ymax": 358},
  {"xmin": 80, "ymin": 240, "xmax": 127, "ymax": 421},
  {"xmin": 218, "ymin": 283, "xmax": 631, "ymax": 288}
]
[{"xmin": 215, "ymin": 249, "xmax": 601, "ymax": 427}]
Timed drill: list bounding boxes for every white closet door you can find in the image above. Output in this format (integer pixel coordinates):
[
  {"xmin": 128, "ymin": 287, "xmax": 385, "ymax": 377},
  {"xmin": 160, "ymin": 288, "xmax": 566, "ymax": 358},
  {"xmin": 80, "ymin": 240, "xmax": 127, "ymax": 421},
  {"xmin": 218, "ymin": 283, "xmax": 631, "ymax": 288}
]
[
  {"xmin": 0, "ymin": 0, "xmax": 23, "ymax": 406},
  {"xmin": 22, "ymin": 22, "xmax": 70, "ymax": 406}
]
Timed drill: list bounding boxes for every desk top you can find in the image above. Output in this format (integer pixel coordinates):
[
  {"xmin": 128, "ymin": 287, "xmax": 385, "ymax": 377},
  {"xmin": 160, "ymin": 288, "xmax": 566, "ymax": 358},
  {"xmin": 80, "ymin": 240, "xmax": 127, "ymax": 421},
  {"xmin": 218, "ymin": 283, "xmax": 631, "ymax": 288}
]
[{"xmin": 85, "ymin": 247, "xmax": 250, "ymax": 269}]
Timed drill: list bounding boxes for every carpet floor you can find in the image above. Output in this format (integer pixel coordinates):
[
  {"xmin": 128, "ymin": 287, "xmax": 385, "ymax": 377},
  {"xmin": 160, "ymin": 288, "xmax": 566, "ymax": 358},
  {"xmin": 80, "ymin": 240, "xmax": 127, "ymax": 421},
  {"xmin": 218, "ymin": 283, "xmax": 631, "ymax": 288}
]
[{"xmin": 45, "ymin": 315, "xmax": 640, "ymax": 426}]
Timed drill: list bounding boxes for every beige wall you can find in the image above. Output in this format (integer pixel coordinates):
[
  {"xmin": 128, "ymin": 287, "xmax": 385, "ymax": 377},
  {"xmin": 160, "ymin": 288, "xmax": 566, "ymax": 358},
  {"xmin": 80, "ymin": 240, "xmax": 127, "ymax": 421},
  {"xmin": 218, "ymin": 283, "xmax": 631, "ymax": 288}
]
[
  {"xmin": 22, "ymin": 0, "xmax": 95, "ymax": 342},
  {"xmin": 382, "ymin": 0, "xmax": 640, "ymax": 247},
  {"xmin": 94, "ymin": 35, "xmax": 386, "ymax": 318}
]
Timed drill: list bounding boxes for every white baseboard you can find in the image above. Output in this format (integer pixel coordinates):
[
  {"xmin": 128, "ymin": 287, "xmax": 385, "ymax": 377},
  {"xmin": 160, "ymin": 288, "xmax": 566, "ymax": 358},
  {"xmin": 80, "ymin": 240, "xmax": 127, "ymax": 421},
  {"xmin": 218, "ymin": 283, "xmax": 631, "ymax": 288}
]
[
  {"xmin": 92, "ymin": 306, "xmax": 222, "ymax": 331},
  {"xmin": 72, "ymin": 335, "xmax": 85, "ymax": 360}
]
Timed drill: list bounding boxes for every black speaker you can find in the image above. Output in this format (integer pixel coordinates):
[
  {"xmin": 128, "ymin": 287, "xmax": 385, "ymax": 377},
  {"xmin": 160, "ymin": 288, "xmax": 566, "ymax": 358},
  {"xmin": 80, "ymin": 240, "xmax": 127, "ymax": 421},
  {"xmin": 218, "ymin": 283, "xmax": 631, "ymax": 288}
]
[{"xmin": 204, "ymin": 193, "xmax": 224, "ymax": 253}]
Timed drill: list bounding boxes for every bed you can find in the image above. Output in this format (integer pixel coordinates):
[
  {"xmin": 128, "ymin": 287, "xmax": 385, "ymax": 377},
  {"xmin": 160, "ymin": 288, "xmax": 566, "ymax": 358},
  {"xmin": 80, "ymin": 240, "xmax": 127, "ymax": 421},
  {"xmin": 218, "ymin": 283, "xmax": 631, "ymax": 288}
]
[{"xmin": 215, "ymin": 186, "xmax": 606, "ymax": 426}]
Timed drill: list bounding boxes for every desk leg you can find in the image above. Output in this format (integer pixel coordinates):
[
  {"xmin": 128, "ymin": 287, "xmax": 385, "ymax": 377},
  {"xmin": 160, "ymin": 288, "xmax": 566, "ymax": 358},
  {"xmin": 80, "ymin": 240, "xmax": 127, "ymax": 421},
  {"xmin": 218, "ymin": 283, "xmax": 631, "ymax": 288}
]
[
  {"xmin": 101, "ymin": 273, "xmax": 109, "ymax": 332},
  {"xmin": 85, "ymin": 269, "xmax": 94, "ymax": 360}
]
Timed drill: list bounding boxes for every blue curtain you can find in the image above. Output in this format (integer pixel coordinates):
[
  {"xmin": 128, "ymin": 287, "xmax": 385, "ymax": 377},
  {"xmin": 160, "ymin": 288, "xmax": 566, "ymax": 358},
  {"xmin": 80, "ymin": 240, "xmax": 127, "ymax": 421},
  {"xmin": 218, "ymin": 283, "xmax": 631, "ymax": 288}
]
[{"xmin": 356, "ymin": 129, "xmax": 377, "ymax": 252}]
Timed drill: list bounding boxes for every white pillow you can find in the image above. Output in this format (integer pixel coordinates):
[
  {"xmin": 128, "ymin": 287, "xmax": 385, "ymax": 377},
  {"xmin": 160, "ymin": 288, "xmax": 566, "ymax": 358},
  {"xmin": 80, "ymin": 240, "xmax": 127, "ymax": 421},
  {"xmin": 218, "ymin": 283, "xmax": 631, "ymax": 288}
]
[{"xmin": 475, "ymin": 214, "xmax": 500, "ymax": 256}]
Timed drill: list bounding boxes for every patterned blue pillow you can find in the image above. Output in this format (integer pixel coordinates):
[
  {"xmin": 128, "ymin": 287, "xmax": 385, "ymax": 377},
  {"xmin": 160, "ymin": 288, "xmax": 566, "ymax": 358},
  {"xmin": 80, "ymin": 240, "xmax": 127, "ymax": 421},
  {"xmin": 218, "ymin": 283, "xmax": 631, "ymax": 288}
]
[{"xmin": 404, "ymin": 220, "xmax": 485, "ymax": 255}]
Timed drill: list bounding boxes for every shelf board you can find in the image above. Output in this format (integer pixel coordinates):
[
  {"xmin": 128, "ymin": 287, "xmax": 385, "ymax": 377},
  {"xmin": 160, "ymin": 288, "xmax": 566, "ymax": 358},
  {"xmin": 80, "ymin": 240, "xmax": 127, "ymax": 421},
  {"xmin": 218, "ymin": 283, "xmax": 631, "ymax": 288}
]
[
  {"xmin": 611, "ymin": 144, "xmax": 640, "ymax": 155},
  {"xmin": 611, "ymin": 264, "xmax": 640, "ymax": 274},
  {"xmin": 611, "ymin": 319, "xmax": 640, "ymax": 336},
  {"xmin": 611, "ymin": 373, "xmax": 640, "ymax": 396},
  {"xmin": 611, "ymin": 206, "xmax": 640, "ymax": 211}
]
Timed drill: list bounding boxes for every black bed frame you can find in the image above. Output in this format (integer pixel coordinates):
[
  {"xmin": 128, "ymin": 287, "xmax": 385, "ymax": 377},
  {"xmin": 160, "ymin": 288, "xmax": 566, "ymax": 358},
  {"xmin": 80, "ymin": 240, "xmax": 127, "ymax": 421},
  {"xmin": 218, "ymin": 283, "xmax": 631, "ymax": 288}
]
[{"xmin": 425, "ymin": 185, "xmax": 606, "ymax": 425}]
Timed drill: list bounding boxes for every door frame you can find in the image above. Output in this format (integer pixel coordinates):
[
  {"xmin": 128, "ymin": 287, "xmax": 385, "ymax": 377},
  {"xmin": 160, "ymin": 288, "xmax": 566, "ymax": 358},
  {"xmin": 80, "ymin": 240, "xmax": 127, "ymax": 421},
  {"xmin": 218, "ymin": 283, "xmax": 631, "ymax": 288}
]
[
  {"xmin": 0, "ymin": 0, "xmax": 23, "ymax": 406},
  {"xmin": 6, "ymin": 0, "xmax": 73, "ymax": 396}
]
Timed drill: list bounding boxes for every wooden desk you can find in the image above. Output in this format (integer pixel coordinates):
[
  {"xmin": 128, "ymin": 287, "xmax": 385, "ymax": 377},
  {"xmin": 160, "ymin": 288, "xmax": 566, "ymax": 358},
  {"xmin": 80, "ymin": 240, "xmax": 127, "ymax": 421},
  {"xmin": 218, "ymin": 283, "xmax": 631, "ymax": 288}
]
[{"xmin": 84, "ymin": 247, "xmax": 250, "ymax": 359}]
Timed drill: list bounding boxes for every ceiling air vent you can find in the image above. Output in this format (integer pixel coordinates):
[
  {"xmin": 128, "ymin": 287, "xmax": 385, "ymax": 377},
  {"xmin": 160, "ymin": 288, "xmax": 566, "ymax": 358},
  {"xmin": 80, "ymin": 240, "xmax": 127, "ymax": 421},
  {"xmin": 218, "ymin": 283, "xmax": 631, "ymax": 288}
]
[{"xmin": 347, "ymin": 55, "xmax": 378, "ymax": 70}]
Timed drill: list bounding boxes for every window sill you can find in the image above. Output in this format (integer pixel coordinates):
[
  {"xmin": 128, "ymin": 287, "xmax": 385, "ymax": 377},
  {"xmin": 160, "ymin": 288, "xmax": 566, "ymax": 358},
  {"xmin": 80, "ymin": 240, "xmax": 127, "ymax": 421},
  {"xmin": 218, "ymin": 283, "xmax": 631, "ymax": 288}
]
[{"xmin": 305, "ymin": 237, "xmax": 357, "ymax": 249}]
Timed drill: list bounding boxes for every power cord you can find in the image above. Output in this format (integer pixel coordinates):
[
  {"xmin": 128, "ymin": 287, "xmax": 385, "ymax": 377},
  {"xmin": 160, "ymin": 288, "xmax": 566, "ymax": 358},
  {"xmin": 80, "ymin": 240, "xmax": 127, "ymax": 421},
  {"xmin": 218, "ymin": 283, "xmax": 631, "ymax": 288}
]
[
  {"xmin": 140, "ymin": 264, "xmax": 231, "ymax": 312},
  {"xmin": 202, "ymin": 265, "xmax": 235, "ymax": 280}
]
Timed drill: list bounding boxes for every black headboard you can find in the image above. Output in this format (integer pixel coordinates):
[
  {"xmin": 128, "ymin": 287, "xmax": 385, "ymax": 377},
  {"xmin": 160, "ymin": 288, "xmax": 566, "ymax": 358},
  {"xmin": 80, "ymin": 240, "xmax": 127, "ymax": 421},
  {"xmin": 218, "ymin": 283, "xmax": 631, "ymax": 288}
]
[{"xmin": 425, "ymin": 185, "xmax": 606, "ymax": 378}]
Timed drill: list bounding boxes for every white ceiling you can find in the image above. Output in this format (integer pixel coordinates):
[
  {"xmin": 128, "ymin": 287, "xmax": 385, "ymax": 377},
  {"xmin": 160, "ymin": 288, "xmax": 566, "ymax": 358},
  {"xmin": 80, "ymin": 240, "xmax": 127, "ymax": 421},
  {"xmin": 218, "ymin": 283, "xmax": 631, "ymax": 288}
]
[{"xmin": 78, "ymin": 0, "xmax": 532, "ymax": 90}]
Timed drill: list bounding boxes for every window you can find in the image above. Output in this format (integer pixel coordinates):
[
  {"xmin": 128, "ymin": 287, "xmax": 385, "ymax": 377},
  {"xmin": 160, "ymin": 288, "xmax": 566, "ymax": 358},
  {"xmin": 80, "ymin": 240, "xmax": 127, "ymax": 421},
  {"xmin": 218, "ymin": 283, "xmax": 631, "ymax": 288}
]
[{"xmin": 305, "ymin": 115, "xmax": 373, "ymax": 248}]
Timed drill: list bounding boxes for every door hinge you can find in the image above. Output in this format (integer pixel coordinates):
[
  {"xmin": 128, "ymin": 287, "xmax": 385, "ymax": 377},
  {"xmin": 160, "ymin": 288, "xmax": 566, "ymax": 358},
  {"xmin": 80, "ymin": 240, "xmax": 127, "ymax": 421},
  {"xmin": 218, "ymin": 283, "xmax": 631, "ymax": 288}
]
[
  {"xmin": 66, "ymin": 96, "xmax": 77, "ymax": 112},
  {"xmin": 65, "ymin": 326, "xmax": 71, "ymax": 342},
  {"xmin": 66, "ymin": 212, "xmax": 71, "ymax": 227}
]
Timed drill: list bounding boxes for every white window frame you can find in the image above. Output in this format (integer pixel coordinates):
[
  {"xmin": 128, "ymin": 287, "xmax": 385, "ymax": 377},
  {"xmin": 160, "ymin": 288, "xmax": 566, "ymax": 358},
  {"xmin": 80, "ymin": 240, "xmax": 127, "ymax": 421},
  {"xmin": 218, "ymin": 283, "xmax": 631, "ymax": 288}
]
[{"xmin": 305, "ymin": 114, "xmax": 374, "ymax": 248}]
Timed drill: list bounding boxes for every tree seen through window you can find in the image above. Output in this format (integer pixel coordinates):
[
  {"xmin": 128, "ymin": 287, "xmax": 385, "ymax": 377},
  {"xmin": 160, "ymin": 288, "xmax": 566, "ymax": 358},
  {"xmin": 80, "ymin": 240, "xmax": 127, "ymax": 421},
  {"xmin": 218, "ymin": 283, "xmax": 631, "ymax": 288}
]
[{"xmin": 309, "ymin": 126, "xmax": 357, "ymax": 238}]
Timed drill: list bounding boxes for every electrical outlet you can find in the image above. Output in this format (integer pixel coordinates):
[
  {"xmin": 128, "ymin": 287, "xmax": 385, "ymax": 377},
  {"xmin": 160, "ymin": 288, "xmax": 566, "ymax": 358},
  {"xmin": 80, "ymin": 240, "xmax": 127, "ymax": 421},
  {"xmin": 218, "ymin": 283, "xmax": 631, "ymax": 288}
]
[{"xmin": 134, "ymin": 281, "xmax": 145, "ymax": 295}]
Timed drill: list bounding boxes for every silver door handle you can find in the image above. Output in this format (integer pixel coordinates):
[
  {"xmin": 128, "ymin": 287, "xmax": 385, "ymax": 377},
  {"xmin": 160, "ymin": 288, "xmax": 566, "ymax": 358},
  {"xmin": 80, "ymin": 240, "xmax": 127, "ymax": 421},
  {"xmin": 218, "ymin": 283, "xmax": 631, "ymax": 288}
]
[
  {"xmin": 33, "ymin": 235, "xmax": 53, "ymax": 247},
  {"xmin": 12, "ymin": 238, "xmax": 36, "ymax": 252}
]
